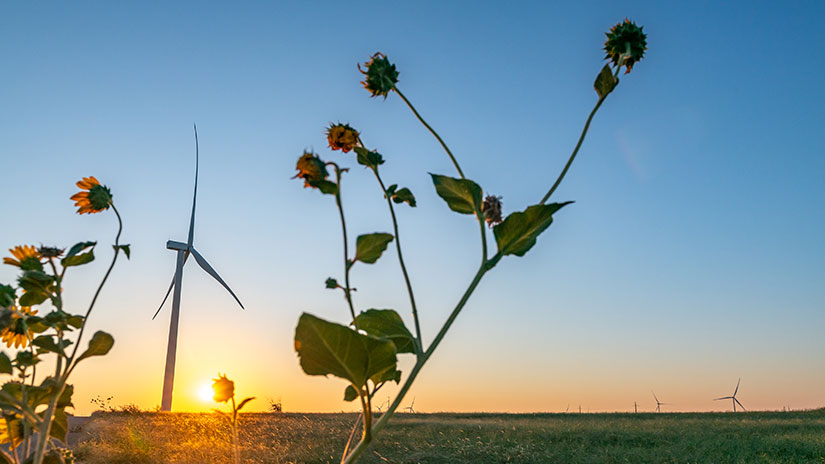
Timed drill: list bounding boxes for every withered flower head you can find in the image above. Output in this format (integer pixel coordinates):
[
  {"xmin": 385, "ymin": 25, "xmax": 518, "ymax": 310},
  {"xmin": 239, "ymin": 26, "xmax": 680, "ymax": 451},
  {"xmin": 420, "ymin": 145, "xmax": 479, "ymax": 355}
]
[
  {"xmin": 359, "ymin": 52, "xmax": 399, "ymax": 98},
  {"xmin": 293, "ymin": 151, "xmax": 330, "ymax": 189},
  {"xmin": 0, "ymin": 306, "xmax": 37, "ymax": 349},
  {"xmin": 482, "ymin": 195, "xmax": 503, "ymax": 227},
  {"xmin": 604, "ymin": 19, "xmax": 647, "ymax": 74},
  {"xmin": 3, "ymin": 246, "xmax": 42, "ymax": 271},
  {"xmin": 212, "ymin": 373, "xmax": 235, "ymax": 403},
  {"xmin": 37, "ymin": 246, "xmax": 65, "ymax": 259},
  {"xmin": 71, "ymin": 176, "xmax": 113, "ymax": 214},
  {"xmin": 326, "ymin": 123, "xmax": 360, "ymax": 153}
]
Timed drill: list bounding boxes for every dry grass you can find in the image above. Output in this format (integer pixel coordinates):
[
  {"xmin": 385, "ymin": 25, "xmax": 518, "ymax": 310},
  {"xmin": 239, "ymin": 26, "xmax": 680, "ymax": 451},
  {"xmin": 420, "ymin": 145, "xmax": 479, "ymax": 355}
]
[{"xmin": 72, "ymin": 410, "xmax": 825, "ymax": 463}]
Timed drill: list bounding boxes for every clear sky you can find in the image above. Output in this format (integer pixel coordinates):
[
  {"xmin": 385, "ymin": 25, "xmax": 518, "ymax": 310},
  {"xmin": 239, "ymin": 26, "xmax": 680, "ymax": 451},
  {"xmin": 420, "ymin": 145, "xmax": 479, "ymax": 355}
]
[{"xmin": 1, "ymin": 1, "xmax": 823, "ymax": 415}]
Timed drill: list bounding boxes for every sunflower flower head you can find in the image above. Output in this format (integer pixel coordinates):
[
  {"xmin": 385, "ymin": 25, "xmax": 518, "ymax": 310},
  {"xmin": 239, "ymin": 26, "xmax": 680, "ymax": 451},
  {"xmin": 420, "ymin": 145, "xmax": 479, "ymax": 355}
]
[
  {"xmin": 71, "ymin": 176, "xmax": 113, "ymax": 214},
  {"xmin": 0, "ymin": 414, "xmax": 25, "ymax": 447},
  {"xmin": 604, "ymin": 19, "xmax": 647, "ymax": 74},
  {"xmin": 3, "ymin": 246, "xmax": 42, "ymax": 271},
  {"xmin": 326, "ymin": 123, "xmax": 360, "ymax": 153},
  {"xmin": 212, "ymin": 373, "xmax": 235, "ymax": 403},
  {"xmin": 293, "ymin": 151, "xmax": 330, "ymax": 189},
  {"xmin": 359, "ymin": 52, "xmax": 399, "ymax": 98},
  {"xmin": 482, "ymin": 195, "xmax": 503, "ymax": 227},
  {"xmin": 37, "ymin": 246, "xmax": 65, "ymax": 259},
  {"xmin": 0, "ymin": 306, "xmax": 37, "ymax": 349}
]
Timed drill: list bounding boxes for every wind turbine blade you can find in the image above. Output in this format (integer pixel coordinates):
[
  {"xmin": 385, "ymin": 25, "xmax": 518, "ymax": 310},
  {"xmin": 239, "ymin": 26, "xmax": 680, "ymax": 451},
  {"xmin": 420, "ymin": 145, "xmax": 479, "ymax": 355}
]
[
  {"xmin": 153, "ymin": 278, "xmax": 175, "ymax": 320},
  {"xmin": 652, "ymin": 391, "xmax": 659, "ymax": 403},
  {"xmin": 734, "ymin": 378, "xmax": 741, "ymax": 396},
  {"xmin": 190, "ymin": 248, "xmax": 244, "ymax": 309},
  {"xmin": 152, "ymin": 254, "xmax": 190, "ymax": 320},
  {"xmin": 735, "ymin": 398, "xmax": 746, "ymax": 411},
  {"xmin": 187, "ymin": 124, "xmax": 199, "ymax": 247}
]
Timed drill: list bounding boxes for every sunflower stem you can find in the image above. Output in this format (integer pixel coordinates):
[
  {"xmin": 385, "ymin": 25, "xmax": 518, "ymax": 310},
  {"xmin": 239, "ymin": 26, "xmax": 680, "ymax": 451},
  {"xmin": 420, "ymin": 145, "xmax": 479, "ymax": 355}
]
[
  {"xmin": 329, "ymin": 163, "xmax": 357, "ymax": 322},
  {"xmin": 368, "ymin": 165, "xmax": 423, "ymax": 355},
  {"xmin": 394, "ymin": 87, "xmax": 465, "ymax": 179},
  {"xmin": 539, "ymin": 96, "xmax": 607, "ymax": 205}
]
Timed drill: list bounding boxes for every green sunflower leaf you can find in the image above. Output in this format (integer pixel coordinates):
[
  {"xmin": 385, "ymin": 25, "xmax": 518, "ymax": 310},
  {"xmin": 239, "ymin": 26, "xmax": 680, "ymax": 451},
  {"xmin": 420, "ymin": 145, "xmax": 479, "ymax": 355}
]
[
  {"xmin": 343, "ymin": 385, "xmax": 359, "ymax": 402},
  {"xmin": 62, "ymin": 250, "xmax": 94, "ymax": 268},
  {"xmin": 430, "ymin": 174, "xmax": 482, "ymax": 215},
  {"xmin": 354, "ymin": 147, "xmax": 385, "ymax": 168},
  {"xmin": 595, "ymin": 64, "xmax": 618, "ymax": 98},
  {"xmin": 353, "ymin": 233, "xmax": 394, "ymax": 264},
  {"xmin": 64, "ymin": 241, "xmax": 96, "ymax": 260},
  {"xmin": 494, "ymin": 202, "xmax": 573, "ymax": 257},
  {"xmin": 354, "ymin": 309, "xmax": 416, "ymax": 354},
  {"xmin": 0, "ymin": 352, "xmax": 11, "ymax": 374},
  {"xmin": 294, "ymin": 313, "xmax": 397, "ymax": 389},
  {"xmin": 75, "ymin": 331, "xmax": 114, "ymax": 363}
]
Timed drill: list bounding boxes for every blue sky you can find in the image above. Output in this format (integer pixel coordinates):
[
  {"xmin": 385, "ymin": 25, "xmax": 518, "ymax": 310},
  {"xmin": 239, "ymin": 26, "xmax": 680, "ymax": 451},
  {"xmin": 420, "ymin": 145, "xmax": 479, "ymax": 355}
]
[{"xmin": 1, "ymin": 1, "xmax": 823, "ymax": 414}]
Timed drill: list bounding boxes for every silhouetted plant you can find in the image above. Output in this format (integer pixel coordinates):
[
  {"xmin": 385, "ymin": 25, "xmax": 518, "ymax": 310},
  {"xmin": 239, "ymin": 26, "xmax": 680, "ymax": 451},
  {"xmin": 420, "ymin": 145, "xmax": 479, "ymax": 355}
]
[
  {"xmin": 211, "ymin": 374, "xmax": 254, "ymax": 464},
  {"xmin": 292, "ymin": 20, "xmax": 647, "ymax": 463},
  {"xmin": 0, "ymin": 176, "xmax": 128, "ymax": 464}
]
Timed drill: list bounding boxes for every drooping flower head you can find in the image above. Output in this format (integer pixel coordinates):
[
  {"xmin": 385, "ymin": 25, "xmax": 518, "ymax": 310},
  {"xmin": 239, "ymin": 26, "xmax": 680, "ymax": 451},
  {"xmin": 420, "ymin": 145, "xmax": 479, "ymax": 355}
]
[
  {"xmin": 326, "ymin": 123, "xmax": 360, "ymax": 153},
  {"xmin": 293, "ymin": 151, "xmax": 330, "ymax": 189},
  {"xmin": 71, "ymin": 176, "xmax": 113, "ymax": 214},
  {"xmin": 482, "ymin": 195, "xmax": 503, "ymax": 227},
  {"xmin": 212, "ymin": 373, "xmax": 235, "ymax": 403},
  {"xmin": 3, "ymin": 246, "xmax": 42, "ymax": 271},
  {"xmin": 0, "ymin": 306, "xmax": 37, "ymax": 349},
  {"xmin": 604, "ymin": 19, "xmax": 647, "ymax": 74},
  {"xmin": 359, "ymin": 53, "xmax": 399, "ymax": 98},
  {"xmin": 37, "ymin": 246, "xmax": 65, "ymax": 259}
]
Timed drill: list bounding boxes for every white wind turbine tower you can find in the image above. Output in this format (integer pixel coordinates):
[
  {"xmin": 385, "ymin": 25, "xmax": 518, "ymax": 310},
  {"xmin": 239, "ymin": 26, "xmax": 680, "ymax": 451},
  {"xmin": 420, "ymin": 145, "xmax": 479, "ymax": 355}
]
[
  {"xmin": 714, "ymin": 378, "xmax": 746, "ymax": 412},
  {"xmin": 153, "ymin": 125, "xmax": 245, "ymax": 411}
]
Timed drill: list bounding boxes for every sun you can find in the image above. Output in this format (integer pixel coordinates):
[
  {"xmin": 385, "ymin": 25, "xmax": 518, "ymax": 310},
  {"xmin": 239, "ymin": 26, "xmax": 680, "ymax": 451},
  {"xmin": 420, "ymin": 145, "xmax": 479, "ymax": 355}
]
[{"xmin": 198, "ymin": 382, "xmax": 213, "ymax": 403}]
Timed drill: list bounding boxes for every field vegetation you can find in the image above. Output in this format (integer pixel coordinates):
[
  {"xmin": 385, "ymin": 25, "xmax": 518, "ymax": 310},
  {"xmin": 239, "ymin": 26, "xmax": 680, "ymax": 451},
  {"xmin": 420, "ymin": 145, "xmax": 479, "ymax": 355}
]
[{"xmin": 72, "ymin": 410, "xmax": 825, "ymax": 463}]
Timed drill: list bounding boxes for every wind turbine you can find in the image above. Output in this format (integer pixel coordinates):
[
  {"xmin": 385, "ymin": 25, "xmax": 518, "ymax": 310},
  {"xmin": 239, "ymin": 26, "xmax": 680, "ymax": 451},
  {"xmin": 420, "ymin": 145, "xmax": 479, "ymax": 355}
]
[
  {"xmin": 153, "ymin": 125, "xmax": 245, "ymax": 411},
  {"xmin": 652, "ymin": 391, "xmax": 668, "ymax": 413},
  {"xmin": 714, "ymin": 378, "xmax": 746, "ymax": 412},
  {"xmin": 403, "ymin": 397, "xmax": 416, "ymax": 414}
]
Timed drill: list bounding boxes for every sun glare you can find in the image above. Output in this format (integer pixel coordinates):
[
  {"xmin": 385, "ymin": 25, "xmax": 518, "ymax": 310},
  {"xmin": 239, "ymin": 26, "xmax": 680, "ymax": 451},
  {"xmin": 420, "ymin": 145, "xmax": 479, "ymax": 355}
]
[{"xmin": 198, "ymin": 382, "xmax": 214, "ymax": 403}]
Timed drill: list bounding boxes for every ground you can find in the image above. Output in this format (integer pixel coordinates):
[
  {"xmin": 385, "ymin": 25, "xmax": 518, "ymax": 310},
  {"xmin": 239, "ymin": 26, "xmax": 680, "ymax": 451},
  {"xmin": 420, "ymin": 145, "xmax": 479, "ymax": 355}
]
[{"xmin": 69, "ymin": 410, "xmax": 825, "ymax": 463}]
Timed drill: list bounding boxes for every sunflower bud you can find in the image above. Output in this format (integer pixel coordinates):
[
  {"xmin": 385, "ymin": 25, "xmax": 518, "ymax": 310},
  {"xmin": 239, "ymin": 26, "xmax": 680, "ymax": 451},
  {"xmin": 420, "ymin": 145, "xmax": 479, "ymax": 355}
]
[
  {"xmin": 604, "ymin": 19, "xmax": 647, "ymax": 74},
  {"xmin": 359, "ymin": 52, "xmax": 399, "ymax": 98},
  {"xmin": 482, "ymin": 195, "xmax": 503, "ymax": 227},
  {"xmin": 212, "ymin": 373, "xmax": 235, "ymax": 403},
  {"xmin": 326, "ymin": 123, "xmax": 360, "ymax": 153},
  {"xmin": 37, "ymin": 246, "xmax": 65, "ymax": 259},
  {"xmin": 294, "ymin": 151, "xmax": 330, "ymax": 189}
]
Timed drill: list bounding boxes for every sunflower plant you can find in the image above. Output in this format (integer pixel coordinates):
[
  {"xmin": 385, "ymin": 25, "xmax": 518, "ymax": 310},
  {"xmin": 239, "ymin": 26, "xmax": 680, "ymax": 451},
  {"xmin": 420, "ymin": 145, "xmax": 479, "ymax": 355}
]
[
  {"xmin": 0, "ymin": 176, "xmax": 128, "ymax": 464},
  {"xmin": 291, "ymin": 19, "xmax": 648, "ymax": 463},
  {"xmin": 211, "ymin": 374, "xmax": 254, "ymax": 464}
]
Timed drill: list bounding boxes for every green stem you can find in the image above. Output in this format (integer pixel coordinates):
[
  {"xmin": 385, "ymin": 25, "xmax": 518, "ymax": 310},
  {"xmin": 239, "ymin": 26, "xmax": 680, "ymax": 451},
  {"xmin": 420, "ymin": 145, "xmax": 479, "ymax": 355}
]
[
  {"xmin": 342, "ymin": 255, "xmax": 500, "ymax": 463},
  {"xmin": 330, "ymin": 164, "xmax": 357, "ymax": 322},
  {"xmin": 35, "ymin": 203, "xmax": 123, "ymax": 464},
  {"xmin": 370, "ymin": 167, "xmax": 423, "ymax": 354},
  {"xmin": 231, "ymin": 397, "xmax": 240, "ymax": 464},
  {"xmin": 395, "ymin": 87, "xmax": 465, "ymax": 179},
  {"xmin": 539, "ymin": 96, "xmax": 606, "ymax": 204},
  {"xmin": 66, "ymin": 204, "xmax": 123, "ymax": 367}
]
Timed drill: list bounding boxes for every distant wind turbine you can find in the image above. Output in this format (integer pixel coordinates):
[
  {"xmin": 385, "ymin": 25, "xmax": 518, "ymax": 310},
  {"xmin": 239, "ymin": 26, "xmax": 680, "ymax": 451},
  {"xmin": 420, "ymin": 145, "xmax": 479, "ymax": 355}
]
[
  {"xmin": 714, "ymin": 378, "xmax": 746, "ymax": 412},
  {"xmin": 403, "ymin": 397, "xmax": 416, "ymax": 414},
  {"xmin": 153, "ymin": 125, "xmax": 245, "ymax": 411},
  {"xmin": 652, "ymin": 391, "xmax": 668, "ymax": 413}
]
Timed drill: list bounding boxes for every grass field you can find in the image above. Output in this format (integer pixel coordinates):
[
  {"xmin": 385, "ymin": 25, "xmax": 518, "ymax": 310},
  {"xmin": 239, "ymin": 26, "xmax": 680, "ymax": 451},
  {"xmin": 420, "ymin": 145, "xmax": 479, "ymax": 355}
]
[{"xmin": 70, "ymin": 409, "xmax": 825, "ymax": 463}]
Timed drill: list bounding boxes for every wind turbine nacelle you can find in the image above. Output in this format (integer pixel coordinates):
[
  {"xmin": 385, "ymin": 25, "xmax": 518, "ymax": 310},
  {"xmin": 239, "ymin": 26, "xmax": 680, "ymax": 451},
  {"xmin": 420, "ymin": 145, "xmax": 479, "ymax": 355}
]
[{"xmin": 167, "ymin": 240, "xmax": 189, "ymax": 251}]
